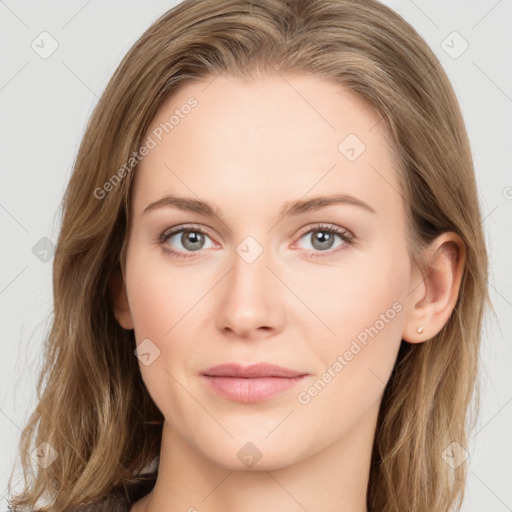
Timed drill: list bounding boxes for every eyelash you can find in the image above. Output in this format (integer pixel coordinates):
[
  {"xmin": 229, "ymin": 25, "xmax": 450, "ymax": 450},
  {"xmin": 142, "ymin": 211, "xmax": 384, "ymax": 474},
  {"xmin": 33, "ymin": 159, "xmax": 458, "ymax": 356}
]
[{"xmin": 157, "ymin": 223, "xmax": 354, "ymax": 260}]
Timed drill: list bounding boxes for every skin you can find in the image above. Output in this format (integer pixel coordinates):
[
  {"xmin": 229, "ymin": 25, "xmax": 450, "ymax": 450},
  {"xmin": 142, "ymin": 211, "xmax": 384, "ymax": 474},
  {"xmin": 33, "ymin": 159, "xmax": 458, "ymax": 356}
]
[{"xmin": 111, "ymin": 73, "xmax": 465, "ymax": 512}]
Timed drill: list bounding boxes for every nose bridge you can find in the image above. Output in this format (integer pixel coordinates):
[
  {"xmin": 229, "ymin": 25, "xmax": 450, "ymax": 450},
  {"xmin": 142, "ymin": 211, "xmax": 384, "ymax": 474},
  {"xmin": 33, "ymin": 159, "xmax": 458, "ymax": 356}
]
[
  {"xmin": 216, "ymin": 234, "xmax": 283, "ymax": 335},
  {"xmin": 230, "ymin": 236, "xmax": 273, "ymax": 309}
]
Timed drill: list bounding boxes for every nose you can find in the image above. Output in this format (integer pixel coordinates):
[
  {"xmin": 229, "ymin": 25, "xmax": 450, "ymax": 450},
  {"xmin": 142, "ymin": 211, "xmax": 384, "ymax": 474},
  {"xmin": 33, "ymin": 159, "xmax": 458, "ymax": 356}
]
[{"xmin": 215, "ymin": 244, "xmax": 285, "ymax": 340}]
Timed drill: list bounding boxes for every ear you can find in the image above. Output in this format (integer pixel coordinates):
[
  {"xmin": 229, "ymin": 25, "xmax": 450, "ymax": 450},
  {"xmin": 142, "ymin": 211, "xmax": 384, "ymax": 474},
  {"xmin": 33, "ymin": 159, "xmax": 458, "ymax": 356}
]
[
  {"xmin": 402, "ymin": 232, "xmax": 465, "ymax": 344},
  {"xmin": 109, "ymin": 270, "xmax": 134, "ymax": 330}
]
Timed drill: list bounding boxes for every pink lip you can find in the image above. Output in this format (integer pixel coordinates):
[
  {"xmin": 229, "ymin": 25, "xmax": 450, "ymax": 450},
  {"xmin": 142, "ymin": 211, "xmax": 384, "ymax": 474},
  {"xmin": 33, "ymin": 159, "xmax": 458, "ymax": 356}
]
[{"xmin": 200, "ymin": 363, "xmax": 308, "ymax": 404}]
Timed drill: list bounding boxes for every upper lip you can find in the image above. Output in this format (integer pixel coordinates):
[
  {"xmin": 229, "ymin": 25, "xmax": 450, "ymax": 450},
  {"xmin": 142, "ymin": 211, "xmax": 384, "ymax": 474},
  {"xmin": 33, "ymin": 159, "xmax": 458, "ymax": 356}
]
[{"xmin": 201, "ymin": 363, "xmax": 307, "ymax": 378}]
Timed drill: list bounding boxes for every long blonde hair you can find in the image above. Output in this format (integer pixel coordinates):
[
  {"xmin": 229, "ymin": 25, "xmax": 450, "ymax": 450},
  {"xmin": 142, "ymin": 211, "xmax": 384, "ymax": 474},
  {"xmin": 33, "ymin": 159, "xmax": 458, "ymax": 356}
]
[{"xmin": 8, "ymin": 0, "xmax": 491, "ymax": 510}]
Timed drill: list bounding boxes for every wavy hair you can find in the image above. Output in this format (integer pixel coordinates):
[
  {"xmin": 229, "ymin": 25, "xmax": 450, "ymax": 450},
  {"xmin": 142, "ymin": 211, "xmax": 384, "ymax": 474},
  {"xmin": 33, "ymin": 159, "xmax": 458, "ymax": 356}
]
[{"xmin": 8, "ymin": 0, "xmax": 491, "ymax": 510}]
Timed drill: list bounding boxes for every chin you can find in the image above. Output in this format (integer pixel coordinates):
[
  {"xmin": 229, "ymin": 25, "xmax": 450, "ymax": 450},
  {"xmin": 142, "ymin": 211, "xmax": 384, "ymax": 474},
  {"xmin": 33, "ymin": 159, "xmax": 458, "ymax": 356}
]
[{"xmin": 195, "ymin": 434, "xmax": 306, "ymax": 472}]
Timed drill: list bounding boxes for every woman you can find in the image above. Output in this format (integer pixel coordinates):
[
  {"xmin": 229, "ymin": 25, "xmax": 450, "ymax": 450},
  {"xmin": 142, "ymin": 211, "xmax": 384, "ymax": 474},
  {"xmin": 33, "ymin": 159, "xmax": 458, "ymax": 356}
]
[{"xmin": 7, "ymin": 0, "xmax": 490, "ymax": 511}]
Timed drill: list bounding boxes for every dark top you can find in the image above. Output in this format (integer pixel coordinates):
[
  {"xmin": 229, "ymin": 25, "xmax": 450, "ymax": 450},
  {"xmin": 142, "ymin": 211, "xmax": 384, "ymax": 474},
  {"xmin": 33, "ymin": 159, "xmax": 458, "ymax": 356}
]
[{"xmin": 74, "ymin": 475, "xmax": 156, "ymax": 512}]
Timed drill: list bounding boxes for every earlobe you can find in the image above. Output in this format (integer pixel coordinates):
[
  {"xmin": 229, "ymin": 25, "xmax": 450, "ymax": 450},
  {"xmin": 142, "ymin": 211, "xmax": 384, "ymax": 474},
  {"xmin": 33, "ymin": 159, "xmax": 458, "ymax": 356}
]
[
  {"xmin": 402, "ymin": 232, "xmax": 465, "ymax": 344},
  {"xmin": 109, "ymin": 271, "xmax": 134, "ymax": 330}
]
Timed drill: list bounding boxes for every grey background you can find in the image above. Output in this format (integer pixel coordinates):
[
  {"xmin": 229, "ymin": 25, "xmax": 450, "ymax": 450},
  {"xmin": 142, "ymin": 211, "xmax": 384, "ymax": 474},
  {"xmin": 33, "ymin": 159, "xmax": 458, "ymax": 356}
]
[{"xmin": 1, "ymin": 1, "xmax": 511, "ymax": 510}]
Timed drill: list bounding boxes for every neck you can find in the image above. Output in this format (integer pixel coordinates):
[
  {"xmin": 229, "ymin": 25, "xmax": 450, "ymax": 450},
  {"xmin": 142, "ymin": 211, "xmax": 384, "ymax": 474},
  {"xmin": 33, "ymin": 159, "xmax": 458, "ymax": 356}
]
[{"xmin": 137, "ymin": 407, "xmax": 377, "ymax": 512}]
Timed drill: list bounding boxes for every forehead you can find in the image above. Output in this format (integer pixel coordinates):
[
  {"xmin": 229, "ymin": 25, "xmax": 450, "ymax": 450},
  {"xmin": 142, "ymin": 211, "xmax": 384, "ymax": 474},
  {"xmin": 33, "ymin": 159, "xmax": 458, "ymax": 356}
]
[{"xmin": 133, "ymin": 73, "xmax": 404, "ymax": 223}]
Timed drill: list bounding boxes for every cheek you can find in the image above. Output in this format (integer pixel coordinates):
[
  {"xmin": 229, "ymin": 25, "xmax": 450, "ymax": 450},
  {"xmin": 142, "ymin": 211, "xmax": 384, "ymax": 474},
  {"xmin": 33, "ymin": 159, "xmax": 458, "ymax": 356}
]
[
  {"xmin": 125, "ymin": 268, "xmax": 196, "ymax": 424},
  {"xmin": 298, "ymin": 240, "xmax": 410, "ymax": 346},
  {"xmin": 303, "ymin": 240, "xmax": 410, "ymax": 404},
  {"xmin": 293, "ymin": 270, "xmax": 407, "ymax": 447},
  {"xmin": 124, "ymin": 252, "xmax": 196, "ymax": 387},
  {"xmin": 125, "ymin": 248, "xmax": 202, "ymax": 339}
]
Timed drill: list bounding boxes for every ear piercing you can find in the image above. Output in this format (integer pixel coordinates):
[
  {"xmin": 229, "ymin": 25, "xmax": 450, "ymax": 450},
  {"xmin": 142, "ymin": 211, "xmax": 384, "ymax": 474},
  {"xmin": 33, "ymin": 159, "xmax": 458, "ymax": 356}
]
[{"xmin": 417, "ymin": 326, "xmax": 425, "ymax": 334}]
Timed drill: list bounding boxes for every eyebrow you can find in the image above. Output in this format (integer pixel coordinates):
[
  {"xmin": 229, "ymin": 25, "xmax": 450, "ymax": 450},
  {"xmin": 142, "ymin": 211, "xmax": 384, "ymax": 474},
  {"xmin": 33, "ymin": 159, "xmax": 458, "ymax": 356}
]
[{"xmin": 142, "ymin": 193, "xmax": 376, "ymax": 220}]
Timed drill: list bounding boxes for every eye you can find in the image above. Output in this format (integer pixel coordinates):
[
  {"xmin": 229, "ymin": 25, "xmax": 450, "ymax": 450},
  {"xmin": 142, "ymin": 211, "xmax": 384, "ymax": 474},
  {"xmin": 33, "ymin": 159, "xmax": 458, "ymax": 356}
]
[
  {"xmin": 158, "ymin": 222, "xmax": 354, "ymax": 260},
  {"xmin": 293, "ymin": 223, "xmax": 353, "ymax": 258},
  {"xmin": 158, "ymin": 224, "xmax": 216, "ymax": 259}
]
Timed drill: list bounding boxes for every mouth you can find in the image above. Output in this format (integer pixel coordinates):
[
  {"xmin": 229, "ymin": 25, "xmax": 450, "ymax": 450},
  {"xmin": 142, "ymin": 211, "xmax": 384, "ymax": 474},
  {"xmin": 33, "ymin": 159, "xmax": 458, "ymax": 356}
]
[{"xmin": 200, "ymin": 362, "xmax": 308, "ymax": 404}]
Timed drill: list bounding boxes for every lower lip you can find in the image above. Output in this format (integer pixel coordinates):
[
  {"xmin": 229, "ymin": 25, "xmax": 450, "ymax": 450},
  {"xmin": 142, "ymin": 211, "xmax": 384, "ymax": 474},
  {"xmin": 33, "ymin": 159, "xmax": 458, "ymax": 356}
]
[{"xmin": 200, "ymin": 375, "xmax": 306, "ymax": 404}]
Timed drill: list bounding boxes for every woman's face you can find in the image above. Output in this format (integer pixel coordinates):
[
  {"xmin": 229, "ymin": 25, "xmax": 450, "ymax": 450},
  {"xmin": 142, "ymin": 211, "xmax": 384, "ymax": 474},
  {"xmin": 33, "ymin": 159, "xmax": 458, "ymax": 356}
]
[{"xmin": 117, "ymin": 73, "xmax": 419, "ymax": 470}]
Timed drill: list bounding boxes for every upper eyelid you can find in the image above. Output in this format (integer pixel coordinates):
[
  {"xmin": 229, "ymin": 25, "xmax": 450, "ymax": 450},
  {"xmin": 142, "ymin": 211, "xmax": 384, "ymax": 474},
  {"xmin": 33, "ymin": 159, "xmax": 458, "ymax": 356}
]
[
  {"xmin": 160, "ymin": 223, "xmax": 210, "ymax": 239},
  {"xmin": 296, "ymin": 223, "xmax": 353, "ymax": 238}
]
